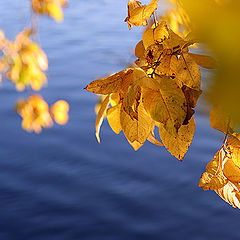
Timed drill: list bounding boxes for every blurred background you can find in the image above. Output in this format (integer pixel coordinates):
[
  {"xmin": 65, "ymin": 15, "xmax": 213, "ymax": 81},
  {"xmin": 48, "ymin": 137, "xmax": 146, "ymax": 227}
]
[{"xmin": 0, "ymin": 0, "xmax": 239, "ymax": 239}]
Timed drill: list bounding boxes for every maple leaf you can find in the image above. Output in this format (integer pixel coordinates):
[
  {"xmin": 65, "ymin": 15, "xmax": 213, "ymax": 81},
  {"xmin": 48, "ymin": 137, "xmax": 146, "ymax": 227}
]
[
  {"xmin": 158, "ymin": 116, "xmax": 195, "ymax": 161},
  {"xmin": 125, "ymin": 0, "xmax": 159, "ymax": 30}
]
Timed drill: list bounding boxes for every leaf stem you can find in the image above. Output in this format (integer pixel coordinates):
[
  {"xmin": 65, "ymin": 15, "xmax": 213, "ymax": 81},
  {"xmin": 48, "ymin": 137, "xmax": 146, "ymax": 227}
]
[{"xmin": 153, "ymin": 12, "xmax": 157, "ymax": 27}]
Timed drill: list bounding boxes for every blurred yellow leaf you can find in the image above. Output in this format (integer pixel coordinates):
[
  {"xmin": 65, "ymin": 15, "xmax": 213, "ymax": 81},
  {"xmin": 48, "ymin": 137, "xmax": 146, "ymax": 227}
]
[
  {"xmin": 210, "ymin": 105, "xmax": 234, "ymax": 135},
  {"xmin": 16, "ymin": 95, "xmax": 53, "ymax": 133},
  {"xmin": 51, "ymin": 100, "xmax": 69, "ymax": 125},
  {"xmin": 188, "ymin": 53, "xmax": 216, "ymax": 69}
]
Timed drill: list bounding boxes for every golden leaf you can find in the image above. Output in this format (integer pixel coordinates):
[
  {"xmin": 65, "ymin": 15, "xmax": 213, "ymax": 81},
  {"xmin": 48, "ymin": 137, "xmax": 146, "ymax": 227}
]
[
  {"xmin": 172, "ymin": 53, "xmax": 201, "ymax": 90},
  {"xmin": 210, "ymin": 105, "xmax": 234, "ymax": 134},
  {"xmin": 227, "ymin": 136, "xmax": 240, "ymax": 169},
  {"xmin": 95, "ymin": 95, "xmax": 110, "ymax": 143},
  {"xmin": 125, "ymin": 0, "xmax": 159, "ymax": 30},
  {"xmin": 106, "ymin": 104, "xmax": 122, "ymax": 135},
  {"xmin": 135, "ymin": 40, "xmax": 145, "ymax": 59},
  {"xmin": 120, "ymin": 101, "xmax": 153, "ymax": 147},
  {"xmin": 215, "ymin": 182, "xmax": 240, "ymax": 209},
  {"xmin": 199, "ymin": 149, "xmax": 227, "ymax": 191},
  {"xmin": 147, "ymin": 125, "xmax": 163, "ymax": 146},
  {"xmin": 159, "ymin": 116, "xmax": 195, "ymax": 161},
  {"xmin": 189, "ymin": 53, "xmax": 216, "ymax": 69},
  {"xmin": 85, "ymin": 69, "xmax": 133, "ymax": 95},
  {"xmin": 223, "ymin": 159, "xmax": 240, "ymax": 183},
  {"xmin": 142, "ymin": 76, "xmax": 187, "ymax": 136}
]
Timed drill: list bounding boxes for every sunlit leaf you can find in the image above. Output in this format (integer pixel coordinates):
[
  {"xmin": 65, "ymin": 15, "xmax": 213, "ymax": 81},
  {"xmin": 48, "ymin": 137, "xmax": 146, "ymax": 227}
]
[{"xmin": 159, "ymin": 116, "xmax": 195, "ymax": 161}]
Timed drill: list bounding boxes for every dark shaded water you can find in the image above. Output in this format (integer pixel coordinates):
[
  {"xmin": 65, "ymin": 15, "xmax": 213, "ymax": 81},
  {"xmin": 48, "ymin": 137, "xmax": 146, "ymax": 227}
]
[{"xmin": 0, "ymin": 1, "xmax": 239, "ymax": 240}]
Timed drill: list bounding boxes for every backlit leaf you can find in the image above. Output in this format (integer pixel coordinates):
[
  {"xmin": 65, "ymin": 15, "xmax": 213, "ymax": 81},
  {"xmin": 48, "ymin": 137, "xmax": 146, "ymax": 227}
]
[
  {"xmin": 159, "ymin": 116, "xmax": 195, "ymax": 161},
  {"xmin": 142, "ymin": 76, "xmax": 187, "ymax": 136}
]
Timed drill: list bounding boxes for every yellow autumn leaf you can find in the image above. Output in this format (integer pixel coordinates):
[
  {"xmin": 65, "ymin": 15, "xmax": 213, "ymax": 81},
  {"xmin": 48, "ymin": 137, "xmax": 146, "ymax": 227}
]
[
  {"xmin": 215, "ymin": 182, "xmax": 240, "ymax": 209},
  {"xmin": 16, "ymin": 95, "xmax": 53, "ymax": 133},
  {"xmin": 227, "ymin": 136, "xmax": 240, "ymax": 169},
  {"xmin": 188, "ymin": 53, "xmax": 216, "ymax": 69},
  {"xmin": 142, "ymin": 76, "xmax": 187, "ymax": 136},
  {"xmin": 106, "ymin": 103, "xmax": 122, "ymax": 135},
  {"xmin": 120, "ymin": 101, "xmax": 153, "ymax": 147},
  {"xmin": 125, "ymin": 0, "xmax": 159, "ymax": 30},
  {"xmin": 223, "ymin": 159, "xmax": 240, "ymax": 183},
  {"xmin": 135, "ymin": 40, "xmax": 145, "ymax": 59},
  {"xmin": 95, "ymin": 95, "xmax": 110, "ymax": 143},
  {"xmin": 171, "ymin": 53, "xmax": 201, "ymax": 90},
  {"xmin": 85, "ymin": 69, "xmax": 133, "ymax": 95},
  {"xmin": 210, "ymin": 105, "xmax": 234, "ymax": 134},
  {"xmin": 47, "ymin": 3, "xmax": 63, "ymax": 22},
  {"xmin": 199, "ymin": 149, "xmax": 227, "ymax": 191},
  {"xmin": 159, "ymin": 116, "xmax": 195, "ymax": 161}
]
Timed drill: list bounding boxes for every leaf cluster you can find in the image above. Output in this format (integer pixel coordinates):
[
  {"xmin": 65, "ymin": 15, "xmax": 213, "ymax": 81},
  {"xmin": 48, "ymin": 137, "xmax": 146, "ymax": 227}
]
[{"xmin": 86, "ymin": 0, "xmax": 215, "ymax": 161}]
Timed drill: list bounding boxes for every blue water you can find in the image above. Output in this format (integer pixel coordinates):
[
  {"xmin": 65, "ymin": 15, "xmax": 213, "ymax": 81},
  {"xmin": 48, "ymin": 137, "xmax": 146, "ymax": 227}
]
[{"xmin": 0, "ymin": 1, "xmax": 239, "ymax": 240}]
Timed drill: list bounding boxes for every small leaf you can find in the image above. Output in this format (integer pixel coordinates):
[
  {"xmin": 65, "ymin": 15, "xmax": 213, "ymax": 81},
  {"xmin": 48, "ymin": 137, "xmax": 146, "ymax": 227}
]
[{"xmin": 125, "ymin": 0, "xmax": 159, "ymax": 29}]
